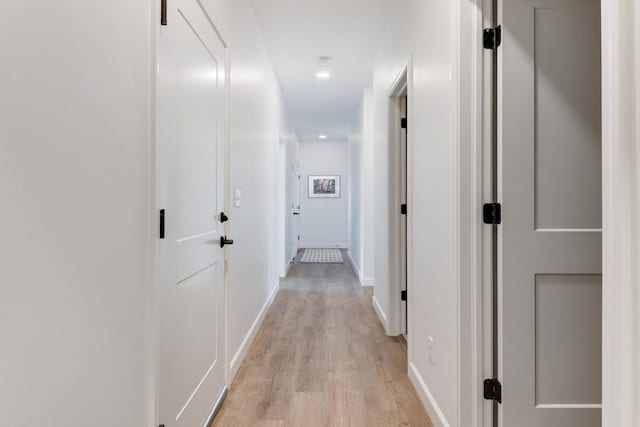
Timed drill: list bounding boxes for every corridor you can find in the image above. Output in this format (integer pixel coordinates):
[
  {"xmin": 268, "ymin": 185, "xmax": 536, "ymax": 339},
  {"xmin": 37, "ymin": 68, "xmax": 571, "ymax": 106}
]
[
  {"xmin": 3, "ymin": 0, "xmax": 639, "ymax": 425},
  {"xmin": 213, "ymin": 253, "xmax": 431, "ymax": 426}
]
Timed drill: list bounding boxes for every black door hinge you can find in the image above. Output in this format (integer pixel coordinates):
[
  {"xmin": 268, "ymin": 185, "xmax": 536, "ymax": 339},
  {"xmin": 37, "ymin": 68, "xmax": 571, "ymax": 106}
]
[
  {"xmin": 298, "ymin": 235, "xmax": 300, "ymax": 241},
  {"xmin": 401, "ymin": 117, "xmax": 408, "ymax": 129},
  {"xmin": 401, "ymin": 290, "xmax": 407, "ymax": 301},
  {"xmin": 483, "ymin": 202, "xmax": 502, "ymax": 225},
  {"xmin": 400, "ymin": 204, "xmax": 407, "ymax": 215},
  {"xmin": 159, "ymin": 209, "xmax": 166, "ymax": 239},
  {"xmin": 483, "ymin": 25, "xmax": 502, "ymax": 49},
  {"xmin": 483, "ymin": 378, "xmax": 502, "ymax": 403},
  {"xmin": 161, "ymin": 0, "xmax": 167, "ymax": 25}
]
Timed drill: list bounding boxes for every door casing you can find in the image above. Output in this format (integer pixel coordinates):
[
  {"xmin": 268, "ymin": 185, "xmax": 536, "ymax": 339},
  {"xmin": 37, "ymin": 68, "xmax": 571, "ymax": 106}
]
[{"xmin": 386, "ymin": 61, "xmax": 413, "ymax": 340}]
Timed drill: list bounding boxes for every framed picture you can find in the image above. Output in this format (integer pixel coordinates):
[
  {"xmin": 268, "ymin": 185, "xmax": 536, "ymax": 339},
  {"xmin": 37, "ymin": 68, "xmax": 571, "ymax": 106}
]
[{"xmin": 308, "ymin": 175, "xmax": 341, "ymax": 198}]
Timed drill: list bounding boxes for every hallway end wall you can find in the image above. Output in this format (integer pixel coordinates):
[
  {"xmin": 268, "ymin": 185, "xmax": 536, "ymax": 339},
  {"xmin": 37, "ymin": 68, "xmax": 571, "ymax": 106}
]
[{"xmin": 298, "ymin": 141, "xmax": 349, "ymax": 249}]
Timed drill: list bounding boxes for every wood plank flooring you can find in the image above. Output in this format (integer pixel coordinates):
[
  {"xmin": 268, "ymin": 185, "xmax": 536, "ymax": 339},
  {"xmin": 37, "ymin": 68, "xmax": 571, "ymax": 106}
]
[{"xmin": 212, "ymin": 251, "xmax": 432, "ymax": 427}]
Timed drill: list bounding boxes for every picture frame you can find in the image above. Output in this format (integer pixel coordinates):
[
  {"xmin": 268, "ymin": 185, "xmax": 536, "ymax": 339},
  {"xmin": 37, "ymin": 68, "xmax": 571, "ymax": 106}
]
[{"xmin": 308, "ymin": 175, "xmax": 341, "ymax": 198}]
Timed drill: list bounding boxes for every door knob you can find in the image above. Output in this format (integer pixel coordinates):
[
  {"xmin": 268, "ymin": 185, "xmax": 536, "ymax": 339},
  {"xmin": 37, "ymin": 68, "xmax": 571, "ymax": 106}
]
[
  {"xmin": 220, "ymin": 212, "xmax": 229, "ymax": 223},
  {"xmin": 220, "ymin": 236, "xmax": 234, "ymax": 248},
  {"xmin": 293, "ymin": 212, "xmax": 300, "ymax": 215}
]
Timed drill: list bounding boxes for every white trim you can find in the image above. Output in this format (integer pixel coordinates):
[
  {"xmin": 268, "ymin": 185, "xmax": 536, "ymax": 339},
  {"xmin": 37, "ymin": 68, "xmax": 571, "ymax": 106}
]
[
  {"xmin": 350, "ymin": 253, "xmax": 361, "ymax": 275},
  {"xmin": 387, "ymin": 66, "xmax": 409, "ymax": 97},
  {"xmin": 346, "ymin": 252, "xmax": 362, "ymax": 281},
  {"xmin": 386, "ymin": 60, "xmax": 412, "ymax": 338},
  {"xmin": 277, "ymin": 137, "xmax": 288, "ymax": 279},
  {"xmin": 409, "ymin": 363, "xmax": 452, "ymax": 427},
  {"xmin": 346, "ymin": 252, "xmax": 375, "ymax": 287},
  {"xmin": 299, "ymin": 243, "xmax": 348, "ymax": 249},
  {"xmin": 361, "ymin": 277, "xmax": 375, "ymax": 287},
  {"xmin": 284, "ymin": 260, "xmax": 292, "ymax": 277},
  {"xmin": 601, "ymin": 0, "xmax": 640, "ymax": 424},
  {"xmin": 203, "ymin": 387, "xmax": 228, "ymax": 427},
  {"xmin": 372, "ymin": 295, "xmax": 389, "ymax": 333},
  {"xmin": 535, "ymin": 404, "xmax": 603, "ymax": 409},
  {"xmin": 227, "ymin": 282, "xmax": 279, "ymax": 382},
  {"xmin": 457, "ymin": 0, "xmax": 487, "ymax": 424}
]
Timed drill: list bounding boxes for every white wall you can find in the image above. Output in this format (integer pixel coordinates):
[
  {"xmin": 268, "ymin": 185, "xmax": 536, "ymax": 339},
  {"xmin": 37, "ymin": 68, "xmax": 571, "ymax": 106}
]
[
  {"xmin": 0, "ymin": 0, "xmax": 291, "ymax": 425},
  {"xmin": 298, "ymin": 142, "xmax": 349, "ymax": 248},
  {"xmin": 198, "ymin": 0, "xmax": 293, "ymax": 380},
  {"xmin": 372, "ymin": 1, "xmax": 461, "ymax": 426},
  {"xmin": 0, "ymin": 1, "xmax": 155, "ymax": 425},
  {"xmin": 348, "ymin": 89, "xmax": 375, "ymax": 285},
  {"xmin": 349, "ymin": 109, "xmax": 364, "ymax": 272}
]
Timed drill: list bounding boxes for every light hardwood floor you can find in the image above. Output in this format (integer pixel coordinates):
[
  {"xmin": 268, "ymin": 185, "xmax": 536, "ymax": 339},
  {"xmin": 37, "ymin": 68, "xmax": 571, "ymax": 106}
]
[{"xmin": 212, "ymin": 251, "xmax": 432, "ymax": 427}]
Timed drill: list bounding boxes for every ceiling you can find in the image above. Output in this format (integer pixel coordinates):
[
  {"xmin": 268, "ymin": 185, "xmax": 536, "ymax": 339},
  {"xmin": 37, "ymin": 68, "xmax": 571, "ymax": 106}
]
[{"xmin": 250, "ymin": 0, "xmax": 394, "ymax": 142}]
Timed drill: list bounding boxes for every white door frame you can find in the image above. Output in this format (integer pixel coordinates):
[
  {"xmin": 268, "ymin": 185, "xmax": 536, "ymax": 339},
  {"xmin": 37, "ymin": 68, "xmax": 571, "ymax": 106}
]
[
  {"xmin": 386, "ymin": 62, "xmax": 412, "ymax": 339},
  {"xmin": 277, "ymin": 136, "xmax": 287, "ymax": 278},
  {"xmin": 152, "ymin": 1, "xmax": 232, "ymax": 424},
  {"xmin": 455, "ymin": 0, "xmax": 488, "ymax": 423},
  {"xmin": 460, "ymin": 0, "xmax": 640, "ymax": 424},
  {"xmin": 600, "ymin": 0, "xmax": 640, "ymax": 424}
]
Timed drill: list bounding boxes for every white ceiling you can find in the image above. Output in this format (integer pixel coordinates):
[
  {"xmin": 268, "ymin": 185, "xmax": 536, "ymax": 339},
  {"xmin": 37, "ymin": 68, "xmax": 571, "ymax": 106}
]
[{"xmin": 250, "ymin": 0, "xmax": 394, "ymax": 142}]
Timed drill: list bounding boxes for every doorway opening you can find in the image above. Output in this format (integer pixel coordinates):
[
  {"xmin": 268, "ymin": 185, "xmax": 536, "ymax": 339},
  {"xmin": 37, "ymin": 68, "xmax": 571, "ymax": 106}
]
[
  {"xmin": 399, "ymin": 93, "xmax": 408, "ymax": 337},
  {"xmin": 388, "ymin": 66, "xmax": 410, "ymax": 338}
]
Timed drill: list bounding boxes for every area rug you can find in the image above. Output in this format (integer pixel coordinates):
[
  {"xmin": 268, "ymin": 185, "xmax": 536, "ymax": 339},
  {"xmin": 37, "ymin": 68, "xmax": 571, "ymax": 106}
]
[{"xmin": 300, "ymin": 248, "xmax": 344, "ymax": 263}]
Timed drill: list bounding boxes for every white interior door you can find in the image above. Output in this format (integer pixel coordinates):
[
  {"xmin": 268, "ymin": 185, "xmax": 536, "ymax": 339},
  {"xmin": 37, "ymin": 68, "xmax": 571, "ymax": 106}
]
[
  {"xmin": 278, "ymin": 142, "xmax": 287, "ymax": 276},
  {"xmin": 157, "ymin": 1, "xmax": 227, "ymax": 426},
  {"xmin": 499, "ymin": 0, "xmax": 602, "ymax": 425},
  {"xmin": 291, "ymin": 161, "xmax": 301, "ymax": 257}
]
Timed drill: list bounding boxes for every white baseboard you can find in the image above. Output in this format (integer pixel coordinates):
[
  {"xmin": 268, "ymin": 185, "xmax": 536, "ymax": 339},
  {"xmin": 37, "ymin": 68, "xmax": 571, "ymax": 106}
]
[
  {"xmin": 361, "ymin": 277, "xmax": 374, "ymax": 286},
  {"xmin": 284, "ymin": 261, "xmax": 292, "ymax": 277},
  {"xmin": 299, "ymin": 243, "xmax": 348, "ymax": 249},
  {"xmin": 347, "ymin": 252, "xmax": 361, "ymax": 277},
  {"xmin": 346, "ymin": 252, "xmax": 374, "ymax": 287},
  {"xmin": 408, "ymin": 362, "xmax": 451, "ymax": 427},
  {"xmin": 346, "ymin": 252, "xmax": 363, "ymax": 282},
  {"xmin": 372, "ymin": 295, "xmax": 389, "ymax": 333},
  {"xmin": 228, "ymin": 282, "xmax": 280, "ymax": 382}
]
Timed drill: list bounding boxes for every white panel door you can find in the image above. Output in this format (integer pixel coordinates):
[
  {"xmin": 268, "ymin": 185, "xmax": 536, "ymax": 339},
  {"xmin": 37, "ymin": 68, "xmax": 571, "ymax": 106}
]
[
  {"xmin": 499, "ymin": 0, "xmax": 602, "ymax": 425},
  {"xmin": 291, "ymin": 161, "xmax": 301, "ymax": 256},
  {"xmin": 157, "ymin": 0, "xmax": 227, "ymax": 426}
]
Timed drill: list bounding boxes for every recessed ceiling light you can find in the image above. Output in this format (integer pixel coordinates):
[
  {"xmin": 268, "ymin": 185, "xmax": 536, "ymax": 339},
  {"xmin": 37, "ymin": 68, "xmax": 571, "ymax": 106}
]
[
  {"xmin": 318, "ymin": 56, "xmax": 331, "ymax": 67},
  {"xmin": 316, "ymin": 71, "xmax": 331, "ymax": 79},
  {"xmin": 319, "ymin": 134, "xmax": 328, "ymax": 140}
]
